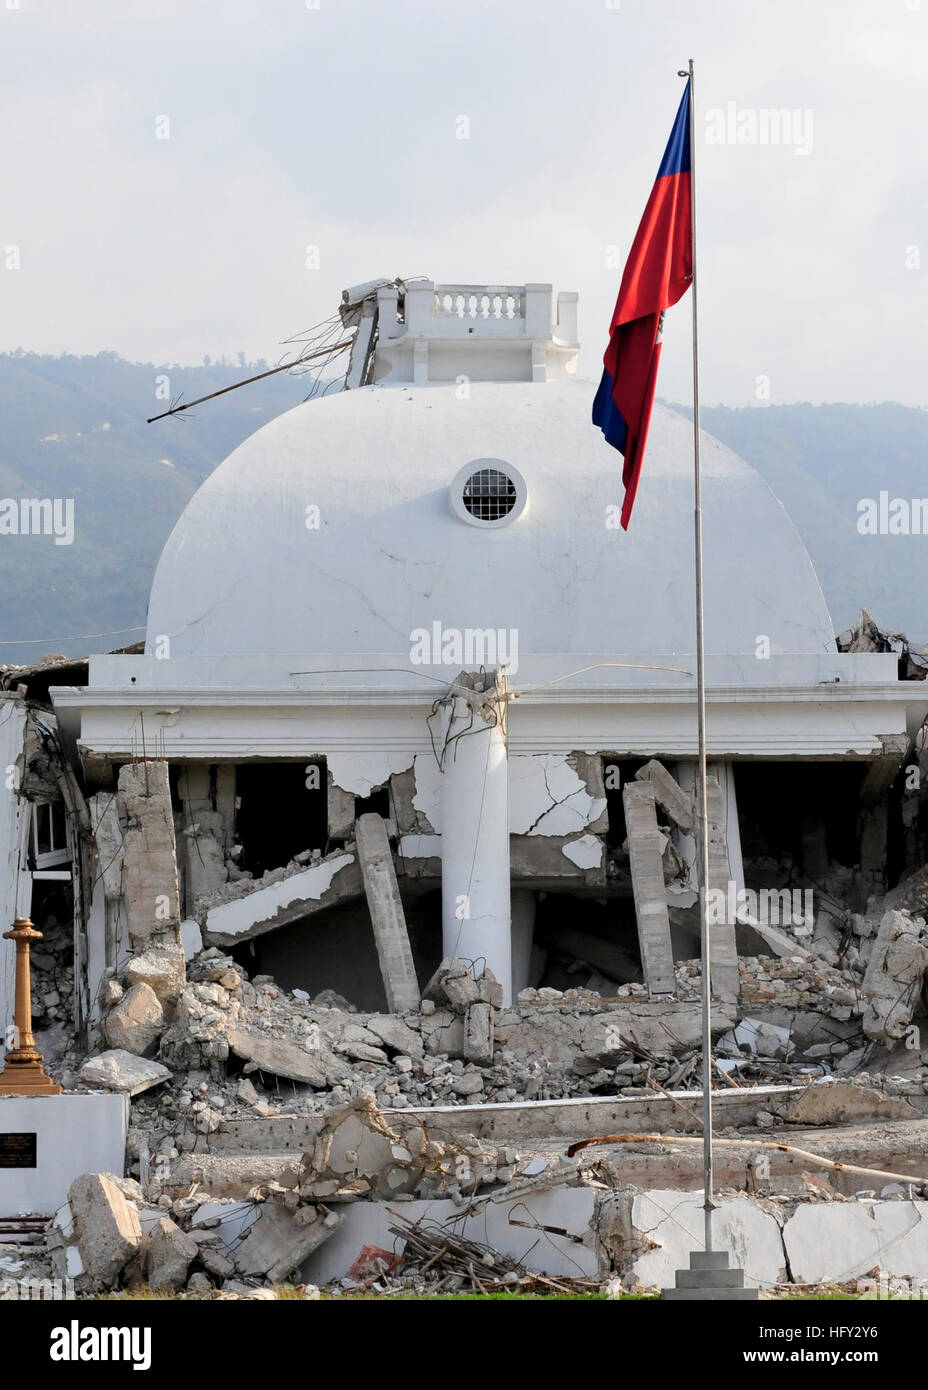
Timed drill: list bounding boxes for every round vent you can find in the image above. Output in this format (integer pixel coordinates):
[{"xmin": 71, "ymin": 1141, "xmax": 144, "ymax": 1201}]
[
  {"xmin": 462, "ymin": 467, "xmax": 517, "ymax": 521},
  {"xmin": 450, "ymin": 460, "xmax": 527, "ymax": 529}
]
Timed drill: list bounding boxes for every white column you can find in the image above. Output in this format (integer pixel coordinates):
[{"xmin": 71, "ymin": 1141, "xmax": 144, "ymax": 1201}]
[{"xmin": 441, "ymin": 692, "xmax": 511, "ymax": 1004}]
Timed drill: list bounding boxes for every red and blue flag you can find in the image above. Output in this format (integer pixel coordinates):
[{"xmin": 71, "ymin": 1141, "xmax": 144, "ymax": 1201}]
[{"xmin": 593, "ymin": 82, "xmax": 693, "ymax": 529}]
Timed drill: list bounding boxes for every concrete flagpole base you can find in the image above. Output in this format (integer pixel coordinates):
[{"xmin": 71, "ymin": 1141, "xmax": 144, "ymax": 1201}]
[{"xmin": 661, "ymin": 1249, "xmax": 759, "ymax": 1301}]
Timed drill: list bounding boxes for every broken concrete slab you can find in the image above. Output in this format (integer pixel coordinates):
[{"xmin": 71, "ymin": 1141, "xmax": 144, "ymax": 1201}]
[
  {"xmin": 355, "ymin": 813, "xmax": 420, "ymax": 1013},
  {"xmin": 79, "ymin": 1049, "xmax": 172, "ymax": 1096},
  {"xmin": 385, "ymin": 1083, "xmax": 804, "ymax": 1143},
  {"xmin": 103, "ymin": 982, "xmax": 164, "ymax": 1055},
  {"xmin": 146, "ymin": 1216, "xmax": 199, "ymax": 1290},
  {"xmin": 310, "ymin": 1098, "xmax": 397, "ymax": 1183},
  {"xmin": 204, "ymin": 853, "xmax": 361, "ymax": 946},
  {"xmin": 881, "ymin": 864, "xmax": 928, "ymax": 919},
  {"xmin": 171, "ymin": 1154, "xmax": 307, "ymax": 1197},
  {"xmin": 784, "ymin": 1200, "xmax": 928, "ymax": 1283},
  {"xmin": 364, "ymin": 1013, "xmax": 422, "ymax": 1057},
  {"xmin": 234, "ymin": 1201, "xmax": 342, "ymax": 1281},
  {"xmin": 419, "ymin": 1007, "xmax": 464, "ymax": 1057},
  {"xmin": 578, "ymin": 1000, "xmax": 737, "ymax": 1061},
  {"xmin": 303, "ymin": 1185, "xmax": 599, "ymax": 1284},
  {"xmin": 603, "ymin": 1189, "xmax": 784, "ymax": 1291},
  {"xmin": 68, "ymin": 1172, "xmax": 142, "ymax": 1285},
  {"xmin": 509, "ymin": 753, "xmax": 607, "ymax": 838},
  {"xmin": 776, "ymin": 1080, "xmax": 918, "ymax": 1127},
  {"xmin": 226, "ymin": 1030, "xmax": 329, "ymax": 1087}
]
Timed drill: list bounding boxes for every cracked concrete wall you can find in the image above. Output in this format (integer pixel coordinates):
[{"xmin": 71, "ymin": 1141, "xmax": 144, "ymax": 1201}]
[
  {"xmin": 599, "ymin": 1189, "xmax": 787, "ymax": 1289},
  {"xmin": 600, "ymin": 1188, "xmax": 928, "ymax": 1289},
  {"xmin": 395, "ymin": 750, "xmax": 609, "ymax": 881},
  {"xmin": 327, "ymin": 752, "xmax": 414, "ymax": 803}
]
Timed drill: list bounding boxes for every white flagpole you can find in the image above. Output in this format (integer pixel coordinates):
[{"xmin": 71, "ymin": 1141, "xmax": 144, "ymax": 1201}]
[{"xmin": 680, "ymin": 56, "xmax": 715, "ymax": 1252}]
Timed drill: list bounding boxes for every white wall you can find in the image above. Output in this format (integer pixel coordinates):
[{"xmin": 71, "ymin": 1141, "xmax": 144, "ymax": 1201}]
[{"xmin": 0, "ymin": 1093, "xmax": 128, "ymax": 1217}]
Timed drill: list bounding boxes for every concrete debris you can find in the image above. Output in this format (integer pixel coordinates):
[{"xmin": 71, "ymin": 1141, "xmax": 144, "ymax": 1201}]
[
  {"xmin": 226, "ymin": 1030, "xmax": 333, "ymax": 1088},
  {"xmin": 233, "ymin": 1201, "xmax": 343, "ymax": 1282},
  {"xmin": 837, "ymin": 607, "xmax": 928, "ymax": 678},
  {"xmin": 67, "ymin": 1172, "xmax": 142, "ymax": 1286},
  {"xmin": 860, "ymin": 909, "xmax": 928, "ymax": 1041},
  {"xmin": 127, "ymin": 943, "xmax": 187, "ymax": 1004},
  {"xmin": 103, "ymin": 982, "xmax": 165, "ymax": 1056},
  {"xmin": 79, "ymin": 1049, "xmax": 172, "ymax": 1096},
  {"xmin": 146, "ymin": 1217, "xmax": 199, "ymax": 1290},
  {"xmin": 463, "ymin": 1001, "xmax": 494, "ymax": 1065}
]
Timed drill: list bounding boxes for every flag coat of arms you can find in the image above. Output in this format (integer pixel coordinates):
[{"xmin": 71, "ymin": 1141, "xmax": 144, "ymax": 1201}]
[{"xmin": 593, "ymin": 83, "xmax": 693, "ymax": 529}]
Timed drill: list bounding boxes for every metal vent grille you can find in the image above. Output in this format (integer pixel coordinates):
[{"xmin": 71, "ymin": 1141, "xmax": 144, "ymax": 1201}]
[{"xmin": 461, "ymin": 467, "xmax": 517, "ymax": 522}]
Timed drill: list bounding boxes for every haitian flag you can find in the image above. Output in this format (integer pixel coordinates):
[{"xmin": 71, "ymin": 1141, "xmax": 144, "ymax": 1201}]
[{"xmin": 593, "ymin": 82, "xmax": 693, "ymax": 529}]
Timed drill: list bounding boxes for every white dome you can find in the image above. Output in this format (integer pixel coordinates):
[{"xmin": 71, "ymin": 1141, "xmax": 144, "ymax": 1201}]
[{"xmin": 146, "ymin": 380, "xmax": 834, "ymax": 660}]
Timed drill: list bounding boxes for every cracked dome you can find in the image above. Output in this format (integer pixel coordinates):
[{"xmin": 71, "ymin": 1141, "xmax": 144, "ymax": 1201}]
[{"xmin": 145, "ymin": 381, "xmax": 834, "ymax": 660}]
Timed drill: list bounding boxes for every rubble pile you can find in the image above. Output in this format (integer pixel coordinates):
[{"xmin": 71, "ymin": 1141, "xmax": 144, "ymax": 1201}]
[
  {"xmin": 40, "ymin": 1075, "xmax": 928, "ymax": 1299},
  {"xmin": 71, "ymin": 906, "xmax": 928, "ymax": 1185},
  {"xmin": 46, "ymin": 1094, "xmax": 577, "ymax": 1296},
  {"xmin": 28, "ymin": 908, "xmax": 76, "ymax": 1073}
]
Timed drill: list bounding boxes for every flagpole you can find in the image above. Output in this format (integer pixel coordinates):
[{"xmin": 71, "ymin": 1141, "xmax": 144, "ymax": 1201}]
[{"xmin": 681, "ymin": 55, "xmax": 714, "ymax": 1253}]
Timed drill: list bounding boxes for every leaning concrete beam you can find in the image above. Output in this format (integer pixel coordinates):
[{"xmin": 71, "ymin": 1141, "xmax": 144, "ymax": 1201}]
[
  {"xmin": 635, "ymin": 759, "xmax": 694, "ymax": 833},
  {"xmin": 355, "ymin": 813, "xmax": 420, "ymax": 1013},
  {"xmin": 622, "ymin": 782, "xmax": 675, "ymax": 997},
  {"xmin": 705, "ymin": 775, "xmax": 740, "ymax": 1003}
]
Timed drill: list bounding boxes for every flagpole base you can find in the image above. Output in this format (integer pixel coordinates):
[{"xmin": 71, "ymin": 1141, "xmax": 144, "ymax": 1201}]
[{"xmin": 661, "ymin": 1249, "xmax": 758, "ymax": 1300}]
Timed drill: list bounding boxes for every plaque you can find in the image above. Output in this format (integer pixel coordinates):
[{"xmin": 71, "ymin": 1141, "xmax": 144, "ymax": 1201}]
[{"xmin": 0, "ymin": 1132, "xmax": 37, "ymax": 1167}]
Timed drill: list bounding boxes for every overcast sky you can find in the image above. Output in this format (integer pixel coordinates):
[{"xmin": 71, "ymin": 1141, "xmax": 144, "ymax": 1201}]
[{"xmin": 1, "ymin": 0, "xmax": 925, "ymax": 406}]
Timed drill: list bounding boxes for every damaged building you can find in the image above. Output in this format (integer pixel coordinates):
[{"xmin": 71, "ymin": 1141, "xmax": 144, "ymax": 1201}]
[{"xmin": 3, "ymin": 279, "xmax": 928, "ymax": 1295}]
